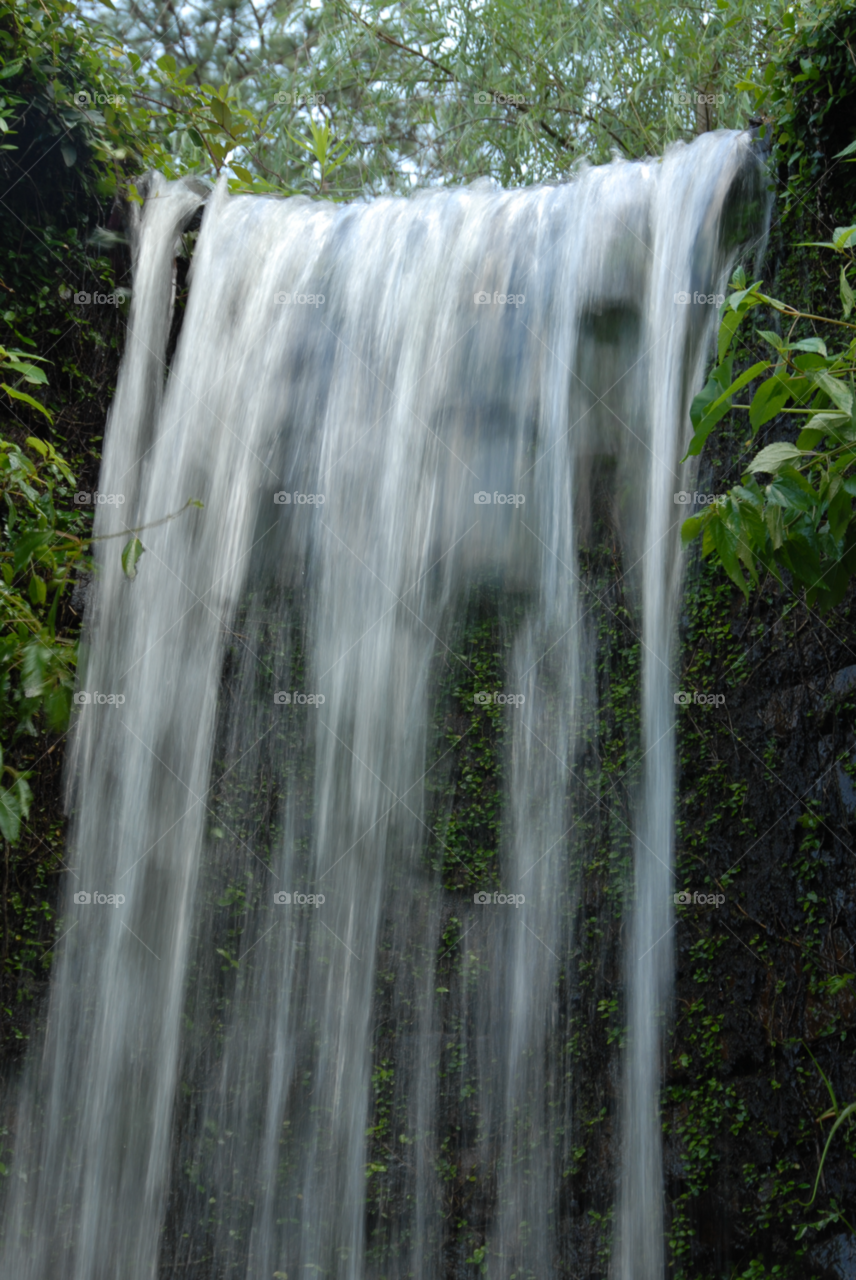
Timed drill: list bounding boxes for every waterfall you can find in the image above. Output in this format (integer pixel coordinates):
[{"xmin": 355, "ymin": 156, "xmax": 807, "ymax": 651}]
[{"xmin": 1, "ymin": 132, "xmax": 768, "ymax": 1280}]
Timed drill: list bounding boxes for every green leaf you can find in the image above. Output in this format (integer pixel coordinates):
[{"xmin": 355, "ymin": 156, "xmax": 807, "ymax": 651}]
[
  {"xmin": 121, "ymin": 537, "xmax": 144, "ymax": 580},
  {"xmin": 758, "ymin": 329, "xmax": 785, "ymax": 353},
  {"xmin": 13, "ymin": 530, "xmax": 51, "ymax": 573},
  {"xmin": 717, "ymin": 308, "xmax": 743, "ymax": 362},
  {"xmin": 765, "ymin": 504, "xmax": 785, "ymax": 550},
  {"xmin": 28, "ymin": 575, "xmax": 46, "ymax": 605},
  {"xmin": 156, "ymin": 54, "xmax": 177, "ymax": 74},
  {"xmin": 790, "ymin": 337, "xmax": 828, "ymax": 356},
  {"xmin": 813, "ymin": 371, "xmax": 853, "ymax": 416},
  {"xmin": 684, "ymin": 360, "xmax": 770, "ymax": 459},
  {"xmin": 747, "ymin": 442, "xmax": 807, "ymax": 475},
  {"xmin": 828, "ymin": 485, "xmax": 852, "ymax": 544},
  {"xmin": 680, "ymin": 513, "xmax": 706, "ymax": 544},
  {"xmin": 1, "ymin": 385, "xmax": 53, "ymax": 421},
  {"xmin": 841, "ymin": 268, "xmax": 854, "ymax": 319},
  {"xmin": 710, "ymin": 514, "xmax": 748, "ymax": 597},
  {"xmin": 749, "ymin": 374, "xmax": 793, "ymax": 432},
  {"xmin": 0, "ymin": 777, "xmax": 32, "ymax": 844},
  {"xmin": 230, "ymin": 162, "xmax": 254, "ymax": 183},
  {"xmin": 832, "ymin": 225, "xmax": 856, "ymax": 250}
]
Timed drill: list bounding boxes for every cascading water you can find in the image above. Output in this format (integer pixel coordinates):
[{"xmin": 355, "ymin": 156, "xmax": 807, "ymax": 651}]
[{"xmin": 1, "ymin": 130, "xmax": 769, "ymax": 1280}]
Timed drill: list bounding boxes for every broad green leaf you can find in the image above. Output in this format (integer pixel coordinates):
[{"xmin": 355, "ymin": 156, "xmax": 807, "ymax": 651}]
[
  {"xmin": 230, "ymin": 162, "xmax": 254, "ymax": 183},
  {"xmin": 121, "ymin": 537, "xmax": 144, "ymax": 580},
  {"xmin": 13, "ymin": 529, "xmax": 51, "ymax": 573},
  {"xmin": 28, "ymin": 574, "xmax": 46, "ymax": 605},
  {"xmin": 813, "ymin": 371, "xmax": 853, "ymax": 416},
  {"xmin": 841, "ymin": 268, "xmax": 854, "ymax": 319},
  {"xmin": 684, "ymin": 360, "xmax": 769, "ymax": 459},
  {"xmin": 0, "ymin": 777, "xmax": 32, "ymax": 844},
  {"xmin": 717, "ymin": 308, "xmax": 742, "ymax": 362},
  {"xmin": 790, "ymin": 337, "xmax": 828, "ymax": 356},
  {"xmin": 680, "ymin": 513, "xmax": 706, "ymax": 544},
  {"xmin": 747, "ymin": 442, "xmax": 807, "ymax": 474},
  {"xmin": 1, "ymin": 385, "xmax": 53, "ymax": 421},
  {"xmin": 710, "ymin": 514, "xmax": 747, "ymax": 597},
  {"xmin": 748, "ymin": 374, "xmax": 793, "ymax": 432},
  {"xmin": 828, "ymin": 485, "xmax": 852, "ymax": 543},
  {"xmin": 832, "ymin": 226, "xmax": 856, "ymax": 251},
  {"xmin": 765, "ymin": 504, "xmax": 785, "ymax": 550}
]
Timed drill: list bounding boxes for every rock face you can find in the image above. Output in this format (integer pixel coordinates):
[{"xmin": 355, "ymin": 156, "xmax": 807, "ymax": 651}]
[{"xmin": 665, "ymin": 576, "xmax": 856, "ymax": 1279}]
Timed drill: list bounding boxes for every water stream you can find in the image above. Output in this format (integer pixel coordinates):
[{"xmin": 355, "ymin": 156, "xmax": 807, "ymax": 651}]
[{"xmin": 2, "ymin": 131, "xmax": 768, "ymax": 1280}]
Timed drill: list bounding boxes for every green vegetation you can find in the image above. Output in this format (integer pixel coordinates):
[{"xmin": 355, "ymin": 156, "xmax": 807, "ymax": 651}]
[
  {"xmin": 2, "ymin": 0, "xmax": 856, "ymax": 1271},
  {"xmin": 682, "ymin": 230, "xmax": 856, "ymax": 613}
]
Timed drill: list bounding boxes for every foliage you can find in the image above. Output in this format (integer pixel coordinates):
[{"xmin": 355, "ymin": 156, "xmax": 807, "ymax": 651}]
[
  {"xmin": 796, "ymin": 1045, "xmax": 856, "ymax": 1236},
  {"xmin": 98, "ymin": 0, "xmax": 787, "ymax": 194},
  {"xmin": 737, "ymin": 0, "xmax": 856, "ymax": 214},
  {"xmin": 0, "ymin": 340, "xmax": 93, "ymax": 845},
  {"xmin": 681, "ymin": 226, "xmax": 856, "ymax": 613}
]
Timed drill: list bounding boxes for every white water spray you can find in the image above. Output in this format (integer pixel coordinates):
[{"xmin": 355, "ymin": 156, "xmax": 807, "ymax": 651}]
[{"xmin": 2, "ymin": 133, "xmax": 768, "ymax": 1280}]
